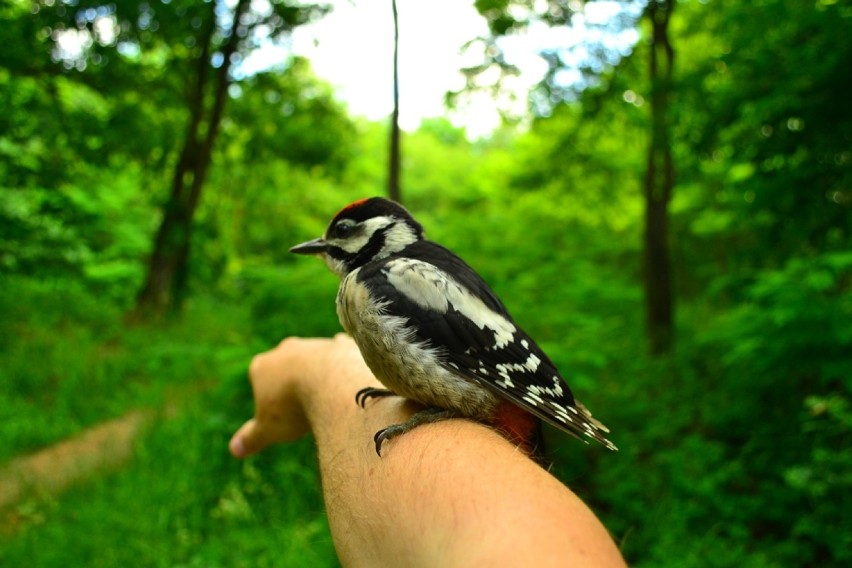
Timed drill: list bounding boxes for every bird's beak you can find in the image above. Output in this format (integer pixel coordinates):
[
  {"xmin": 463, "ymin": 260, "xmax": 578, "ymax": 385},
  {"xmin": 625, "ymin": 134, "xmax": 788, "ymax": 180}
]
[{"xmin": 289, "ymin": 237, "xmax": 328, "ymax": 255}]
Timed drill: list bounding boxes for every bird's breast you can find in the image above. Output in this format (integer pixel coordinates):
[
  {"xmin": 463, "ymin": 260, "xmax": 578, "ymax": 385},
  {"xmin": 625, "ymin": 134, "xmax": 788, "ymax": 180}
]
[{"xmin": 336, "ymin": 270, "xmax": 498, "ymax": 419}]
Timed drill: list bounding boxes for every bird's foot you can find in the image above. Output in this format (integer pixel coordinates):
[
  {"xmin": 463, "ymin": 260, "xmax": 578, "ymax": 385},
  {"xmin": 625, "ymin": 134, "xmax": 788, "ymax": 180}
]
[
  {"xmin": 373, "ymin": 407, "xmax": 459, "ymax": 456},
  {"xmin": 355, "ymin": 387, "xmax": 395, "ymax": 408}
]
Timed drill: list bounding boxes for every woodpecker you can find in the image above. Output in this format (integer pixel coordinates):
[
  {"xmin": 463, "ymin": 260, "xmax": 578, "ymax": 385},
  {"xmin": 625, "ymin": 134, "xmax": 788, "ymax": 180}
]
[{"xmin": 290, "ymin": 197, "xmax": 617, "ymax": 456}]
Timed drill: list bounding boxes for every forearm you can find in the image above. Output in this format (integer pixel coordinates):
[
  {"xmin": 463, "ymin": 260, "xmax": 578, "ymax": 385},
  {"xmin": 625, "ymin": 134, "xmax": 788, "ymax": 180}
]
[{"xmin": 296, "ymin": 337, "xmax": 626, "ymax": 567}]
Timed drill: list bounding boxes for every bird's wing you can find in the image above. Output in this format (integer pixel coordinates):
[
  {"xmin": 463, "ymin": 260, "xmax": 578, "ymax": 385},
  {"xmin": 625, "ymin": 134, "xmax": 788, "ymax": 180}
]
[{"xmin": 360, "ymin": 244, "xmax": 616, "ymax": 450}]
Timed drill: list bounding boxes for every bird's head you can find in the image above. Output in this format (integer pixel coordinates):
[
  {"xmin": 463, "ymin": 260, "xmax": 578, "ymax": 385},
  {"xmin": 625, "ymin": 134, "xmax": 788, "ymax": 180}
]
[{"xmin": 290, "ymin": 197, "xmax": 424, "ymax": 277}]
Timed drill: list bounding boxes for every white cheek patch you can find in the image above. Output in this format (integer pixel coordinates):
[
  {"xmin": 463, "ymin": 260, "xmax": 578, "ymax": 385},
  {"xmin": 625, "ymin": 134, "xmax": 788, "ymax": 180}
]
[
  {"xmin": 324, "ymin": 216, "xmax": 418, "ymax": 259},
  {"xmin": 384, "ymin": 258, "xmax": 517, "ymax": 348},
  {"xmin": 326, "ymin": 216, "xmax": 394, "ymax": 254},
  {"xmin": 382, "ymin": 222, "xmax": 419, "ymax": 253},
  {"xmin": 335, "ymin": 233, "xmax": 371, "ymax": 254}
]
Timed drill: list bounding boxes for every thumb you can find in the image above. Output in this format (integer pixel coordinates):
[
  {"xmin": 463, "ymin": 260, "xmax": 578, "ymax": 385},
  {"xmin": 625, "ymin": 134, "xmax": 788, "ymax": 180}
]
[{"xmin": 229, "ymin": 418, "xmax": 270, "ymax": 459}]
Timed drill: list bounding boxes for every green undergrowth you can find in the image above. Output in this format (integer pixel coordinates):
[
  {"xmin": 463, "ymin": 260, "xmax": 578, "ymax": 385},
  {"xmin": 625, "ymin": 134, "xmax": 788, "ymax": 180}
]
[
  {"xmin": 546, "ymin": 253, "xmax": 852, "ymax": 567},
  {"xmin": 0, "ymin": 275, "xmax": 259, "ymax": 463},
  {"xmin": 0, "ymin": 272, "xmax": 338, "ymax": 566},
  {"xmin": 0, "ymin": 378, "xmax": 337, "ymax": 567},
  {"xmin": 1, "ymin": 246, "xmax": 849, "ymax": 567}
]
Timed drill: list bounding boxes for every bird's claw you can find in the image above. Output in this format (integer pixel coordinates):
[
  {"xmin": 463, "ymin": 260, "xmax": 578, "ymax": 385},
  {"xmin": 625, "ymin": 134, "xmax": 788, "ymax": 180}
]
[
  {"xmin": 355, "ymin": 387, "xmax": 395, "ymax": 408},
  {"xmin": 373, "ymin": 427, "xmax": 390, "ymax": 456}
]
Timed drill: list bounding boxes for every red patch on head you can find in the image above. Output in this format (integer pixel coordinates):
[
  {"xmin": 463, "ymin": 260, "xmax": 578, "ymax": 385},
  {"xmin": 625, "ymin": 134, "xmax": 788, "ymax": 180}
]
[{"xmin": 336, "ymin": 197, "xmax": 370, "ymax": 217}]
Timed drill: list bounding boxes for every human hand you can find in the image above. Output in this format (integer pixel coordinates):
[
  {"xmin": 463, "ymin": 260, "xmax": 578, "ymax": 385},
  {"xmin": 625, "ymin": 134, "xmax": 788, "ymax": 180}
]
[{"xmin": 229, "ymin": 334, "xmax": 365, "ymax": 458}]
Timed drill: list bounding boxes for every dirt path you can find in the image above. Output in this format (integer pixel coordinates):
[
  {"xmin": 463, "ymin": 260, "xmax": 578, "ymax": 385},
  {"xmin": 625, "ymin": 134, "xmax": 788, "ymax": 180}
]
[
  {"xmin": 0, "ymin": 410, "xmax": 153, "ymax": 510},
  {"xmin": 0, "ymin": 381, "xmax": 216, "ymax": 536}
]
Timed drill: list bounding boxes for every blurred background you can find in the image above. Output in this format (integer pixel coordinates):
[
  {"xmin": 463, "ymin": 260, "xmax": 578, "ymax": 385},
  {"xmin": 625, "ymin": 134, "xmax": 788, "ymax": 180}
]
[{"xmin": 1, "ymin": 0, "xmax": 850, "ymax": 566}]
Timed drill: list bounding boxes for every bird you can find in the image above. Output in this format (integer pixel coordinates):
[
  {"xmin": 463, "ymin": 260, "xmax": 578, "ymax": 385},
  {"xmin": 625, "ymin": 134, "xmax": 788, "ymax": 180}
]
[{"xmin": 290, "ymin": 197, "xmax": 617, "ymax": 457}]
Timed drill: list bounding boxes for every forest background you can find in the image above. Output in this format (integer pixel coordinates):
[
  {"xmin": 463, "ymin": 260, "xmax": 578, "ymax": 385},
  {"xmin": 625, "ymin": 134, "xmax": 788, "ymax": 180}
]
[{"xmin": 1, "ymin": 0, "xmax": 850, "ymax": 566}]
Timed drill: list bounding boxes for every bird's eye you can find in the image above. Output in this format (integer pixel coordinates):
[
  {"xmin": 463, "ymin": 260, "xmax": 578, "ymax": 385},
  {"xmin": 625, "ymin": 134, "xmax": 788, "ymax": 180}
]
[{"xmin": 335, "ymin": 220, "xmax": 357, "ymax": 237}]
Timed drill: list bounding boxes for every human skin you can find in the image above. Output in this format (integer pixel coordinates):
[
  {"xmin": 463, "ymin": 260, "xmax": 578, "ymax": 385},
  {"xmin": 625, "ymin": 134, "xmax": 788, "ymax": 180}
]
[{"xmin": 230, "ymin": 334, "xmax": 627, "ymax": 567}]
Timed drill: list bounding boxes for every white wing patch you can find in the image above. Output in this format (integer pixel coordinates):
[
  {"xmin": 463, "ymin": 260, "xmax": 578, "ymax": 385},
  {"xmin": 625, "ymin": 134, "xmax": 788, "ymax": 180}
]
[
  {"xmin": 494, "ymin": 353, "xmax": 541, "ymax": 389},
  {"xmin": 521, "ymin": 376, "xmax": 566, "ymax": 414},
  {"xmin": 383, "ymin": 258, "xmax": 517, "ymax": 348}
]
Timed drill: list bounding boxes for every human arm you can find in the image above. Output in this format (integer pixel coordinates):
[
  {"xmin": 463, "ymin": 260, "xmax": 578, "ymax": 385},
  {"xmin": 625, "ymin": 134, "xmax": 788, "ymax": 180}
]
[{"xmin": 229, "ymin": 334, "xmax": 627, "ymax": 567}]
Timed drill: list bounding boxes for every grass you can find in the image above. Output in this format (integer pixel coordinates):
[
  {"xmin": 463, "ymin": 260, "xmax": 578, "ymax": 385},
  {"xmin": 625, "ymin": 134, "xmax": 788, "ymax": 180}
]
[
  {"xmin": 0, "ymin": 274, "xmax": 339, "ymax": 565},
  {"xmin": 0, "ymin": 276, "xmax": 259, "ymax": 463},
  {"xmin": 0, "ymin": 381, "xmax": 338, "ymax": 567},
  {"xmin": 2, "ymin": 252, "xmax": 848, "ymax": 567}
]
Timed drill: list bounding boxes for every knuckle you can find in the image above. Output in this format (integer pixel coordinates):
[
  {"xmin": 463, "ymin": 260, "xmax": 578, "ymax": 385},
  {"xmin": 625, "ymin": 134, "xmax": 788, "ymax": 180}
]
[{"xmin": 248, "ymin": 352, "xmax": 268, "ymax": 380}]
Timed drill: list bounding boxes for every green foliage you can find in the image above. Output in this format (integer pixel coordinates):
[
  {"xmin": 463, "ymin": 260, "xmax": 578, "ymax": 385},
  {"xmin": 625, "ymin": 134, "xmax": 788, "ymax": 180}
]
[
  {"xmin": 0, "ymin": 0, "xmax": 355, "ymax": 316},
  {"xmin": 224, "ymin": 59, "xmax": 356, "ymax": 174},
  {"xmin": 243, "ymin": 264, "xmax": 341, "ymax": 345},
  {"xmin": 0, "ymin": 276, "xmax": 256, "ymax": 463},
  {"xmin": 586, "ymin": 252, "xmax": 852, "ymax": 567},
  {"xmin": 455, "ymin": 2, "xmax": 851, "ymax": 565},
  {"xmin": 0, "ymin": 381, "xmax": 336, "ymax": 567},
  {"xmin": 673, "ymin": 0, "xmax": 852, "ymax": 271},
  {"xmin": 1, "ymin": 0, "xmax": 850, "ymax": 565},
  {"xmin": 696, "ymin": 252, "xmax": 852, "ymax": 565},
  {"xmin": 1, "ymin": 164, "xmax": 156, "ymax": 303},
  {"xmin": 0, "ymin": 275, "xmax": 335, "ymax": 566}
]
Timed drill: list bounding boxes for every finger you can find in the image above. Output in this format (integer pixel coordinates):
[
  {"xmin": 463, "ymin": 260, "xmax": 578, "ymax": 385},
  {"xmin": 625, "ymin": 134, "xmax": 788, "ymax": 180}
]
[{"xmin": 229, "ymin": 418, "xmax": 269, "ymax": 459}]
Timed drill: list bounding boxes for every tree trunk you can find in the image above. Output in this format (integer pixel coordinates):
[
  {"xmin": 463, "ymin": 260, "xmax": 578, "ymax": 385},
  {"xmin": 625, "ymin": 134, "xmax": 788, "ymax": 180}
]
[
  {"xmin": 643, "ymin": 0, "xmax": 675, "ymax": 355},
  {"xmin": 388, "ymin": 0, "xmax": 402, "ymax": 203},
  {"xmin": 134, "ymin": 0, "xmax": 249, "ymax": 318}
]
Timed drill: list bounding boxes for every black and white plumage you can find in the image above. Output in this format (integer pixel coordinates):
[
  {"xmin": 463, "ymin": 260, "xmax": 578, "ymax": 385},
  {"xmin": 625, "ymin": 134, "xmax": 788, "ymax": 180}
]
[{"xmin": 290, "ymin": 197, "xmax": 617, "ymax": 455}]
